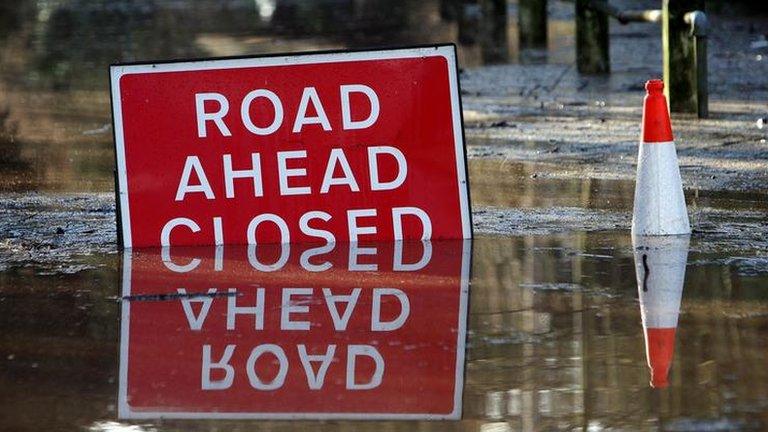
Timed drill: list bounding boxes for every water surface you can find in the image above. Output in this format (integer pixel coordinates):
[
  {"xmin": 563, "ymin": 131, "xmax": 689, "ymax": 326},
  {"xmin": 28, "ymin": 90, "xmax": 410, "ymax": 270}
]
[{"xmin": 2, "ymin": 232, "xmax": 768, "ymax": 430}]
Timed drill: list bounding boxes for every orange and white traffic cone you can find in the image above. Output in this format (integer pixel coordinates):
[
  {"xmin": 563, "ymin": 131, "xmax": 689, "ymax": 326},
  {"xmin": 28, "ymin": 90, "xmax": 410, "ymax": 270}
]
[
  {"xmin": 631, "ymin": 79, "xmax": 691, "ymax": 236},
  {"xmin": 633, "ymin": 234, "xmax": 689, "ymax": 388}
]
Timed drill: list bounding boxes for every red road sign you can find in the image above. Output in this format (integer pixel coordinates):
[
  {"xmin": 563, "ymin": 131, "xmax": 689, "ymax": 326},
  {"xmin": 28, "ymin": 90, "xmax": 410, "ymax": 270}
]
[
  {"xmin": 110, "ymin": 46, "xmax": 471, "ymax": 247},
  {"xmin": 119, "ymin": 240, "xmax": 470, "ymax": 419}
]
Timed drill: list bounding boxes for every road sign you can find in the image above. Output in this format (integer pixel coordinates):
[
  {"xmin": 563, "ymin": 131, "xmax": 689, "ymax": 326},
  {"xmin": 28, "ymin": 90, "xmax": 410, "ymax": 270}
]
[
  {"xmin": 119, "ymin": 240, "xmax": 470, "ymax": 419},
  {"xmin": 110, "ymin": 46, "xmax": 471, "ymax": 247}
]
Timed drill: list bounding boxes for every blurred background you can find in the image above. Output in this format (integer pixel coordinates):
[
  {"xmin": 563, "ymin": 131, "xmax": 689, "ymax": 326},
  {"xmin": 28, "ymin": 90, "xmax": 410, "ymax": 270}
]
[{"xmin": 1, "ymin": 0, "xmax": 766, "ymax": 192}]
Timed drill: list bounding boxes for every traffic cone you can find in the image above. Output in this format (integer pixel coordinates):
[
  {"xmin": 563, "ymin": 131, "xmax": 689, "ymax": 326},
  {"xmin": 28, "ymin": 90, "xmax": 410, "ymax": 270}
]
[
  {"xmin": 631, "ymin": 79, "xmax": 691, "ymax": 236},
  {"xmin": 633, "ymin": 234, "xmax": 689, "ymax": 388}
]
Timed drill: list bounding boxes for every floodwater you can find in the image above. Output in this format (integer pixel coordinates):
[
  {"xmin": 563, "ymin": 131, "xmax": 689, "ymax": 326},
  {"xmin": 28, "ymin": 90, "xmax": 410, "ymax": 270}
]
[
  {"xmin": 2, "ymin": 233, "xmax": 768, "ymax": 430},
  {"xmin": 1, "ymin": 0, "xmax": 768, "ymax": 431}
]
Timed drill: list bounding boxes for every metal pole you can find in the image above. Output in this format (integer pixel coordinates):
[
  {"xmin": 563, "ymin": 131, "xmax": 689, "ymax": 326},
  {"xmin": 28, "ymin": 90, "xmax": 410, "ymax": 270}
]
[
  {"xmin": 616, "ymin": 9, "xmax": 661, "ymax": 24},
  {"xmin": 685, "ymin": 10, "xmax": 708, "ymax": 118},
  {"xmin": 576, "ymin": 0, "xmax": 609, "ymax": 74},
  {"xmin": 582, "ymin": 1, "xmax": 661, "ymax": 24}
]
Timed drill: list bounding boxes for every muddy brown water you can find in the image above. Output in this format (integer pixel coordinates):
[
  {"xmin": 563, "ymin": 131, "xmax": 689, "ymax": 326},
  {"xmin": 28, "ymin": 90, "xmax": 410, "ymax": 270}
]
[
  {"xmin": 1, "ymin": 0, "xmax": 768, "ymax": 431},
  {"xmin": 1, "ymin": 234, "xmax": 768, "ymax": 431}
]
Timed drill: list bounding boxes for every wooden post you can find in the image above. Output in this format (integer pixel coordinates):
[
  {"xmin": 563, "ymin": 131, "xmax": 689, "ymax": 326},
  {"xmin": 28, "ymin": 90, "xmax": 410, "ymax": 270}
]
[
  {"xmin": 576, "ymin": 0, "xmax": 610, "ymax": 74},
  {"xmin": 663, "ymin": 0, "xmax": 704, "ymax": 114},
  {"xmin": 458, "ymin": 0, "xmax": 481, "ymax": 45},
  {"xmin": 518, "ymin": 0, "xmax": 547, "ymax": 49},
  {"xmin": 480, "ymin": 0, "xmax": 509, "ymax": 63},
  {"xmin": 440, "ymin": 0, "xmax": 461, "ymax": 21}
]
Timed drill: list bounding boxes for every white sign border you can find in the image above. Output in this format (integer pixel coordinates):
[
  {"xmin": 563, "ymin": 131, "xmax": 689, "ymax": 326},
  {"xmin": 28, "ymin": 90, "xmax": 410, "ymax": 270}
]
[{"xmin": 110, "ymin": 45, "xmax": 473, "ymax": 248}]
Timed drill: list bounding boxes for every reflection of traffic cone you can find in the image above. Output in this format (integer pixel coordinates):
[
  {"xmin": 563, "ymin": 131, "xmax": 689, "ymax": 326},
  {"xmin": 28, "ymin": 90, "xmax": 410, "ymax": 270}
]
[
  {"xmin": 632, "ymin": 79, "xmax": 691, "ymax": 236},
  {"xmin": 633, "ymin": 234, "xmax": 690, "ymax": 388}
]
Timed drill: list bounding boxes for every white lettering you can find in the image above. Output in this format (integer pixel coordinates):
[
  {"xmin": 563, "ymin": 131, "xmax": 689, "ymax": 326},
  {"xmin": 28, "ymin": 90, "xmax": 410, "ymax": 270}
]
[
  {"xmin": 293, "ymin": 87, "xmax": 332, "ymax": 132},
  {"xmin": 323, "ymin": 288, "xmax": 361, "ymax": 331},
  {"xmin": 346, "ymin": 345, "xmax": 384, "ymax": 390},
  {"xmin": 201, "ymin": 344, "xmax": 235, "ymax": 390},
  {"xmin": 321, "ymin": 148, "xmax": 359, "ymax": 193},
  {"xmin": 241, "ymin": 89, "xmax": 283, "ymax": 135},
  {"xmin": 246, "ymin": 344, "xmax": 288, "ymax": 390},
  {"xmin": 161, "ymin": 247, "xmax": 200, "ymax": 273},
  {"xmin": 371, "ymin": 288, "xmax": 410, "ymax": 331},
  {"xmin": 247, "ymin": 243, "xmax": 290, "ymax": 272},
  {"xmin": 392, "ymin": 207, "xmax": 432, "ymax": 240},
  {"xmin": 277, "ymin": 150, "xmax": 311, "ymax": 196},
  {"xmin": 226, "ymin": 287, "xmax": 265, "ymax": 330},
  {"xmin": 281, "ymin": 288, "xmax": 312, "ymax": 330},
  {"xmin": 179, "ymin": 288, "xmax": 217, "ymax": 330},
  {"xmin": 161, "ymin": 217, "xmax": 200, "ymax": 246},
  {"xmin": 368, "ymin": 146, "xmax": 407, "ymax": 191},
  {"xmin": 349, "ymin": 243, "xmax": 377, "ymax": 271},
  {"xmin": 213, "ymin": 216, "xmax": 224, "ymax": 245},
  {"xmin": 347, "ymin": 209, "xmax": 377, "ymax": 241},
  {"xmin": 247, "ymin": 214, "xmax": 290, "ymax": 244},
  {"xmin": 298, "ymin": 345, "xmax": 336, "ymax": 390},
  {"xmin": 299, "ymin": 211, "xmax": 335, "ymax": 243},
  {"xmin": 299, "ymin": 242, "xmax": 334, "ymax": 272},
  {"xmin": 393, "ymin": 240, "xmax": 432, "ymax": 271},
  {"xmin": 196, "ymin": 93, "xmax": 231, "ymax": 138},
  {"xmin": 176, "ymin": 156, "xmax": 215, "ymax": 201},
  {"xmin": 341, "ymin": 84, "xmax": 380, "ymax": 130},
  {"xmin": 223, "ymin": 153, "xmax": 263, "ymax": 198}
]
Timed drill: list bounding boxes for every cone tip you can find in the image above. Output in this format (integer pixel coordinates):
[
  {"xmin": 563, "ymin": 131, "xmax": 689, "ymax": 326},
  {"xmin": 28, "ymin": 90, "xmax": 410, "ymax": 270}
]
[
  {"xmin": 645, "ymin": 328, "xmax": 676, "ymax": 389},
  {"xmin": 641, "ymin": 79, "xmax": 674, "ymax": 142},
  {"xmin": 645, "ymin": 79, "xmax": 664, "ymax": 94}
]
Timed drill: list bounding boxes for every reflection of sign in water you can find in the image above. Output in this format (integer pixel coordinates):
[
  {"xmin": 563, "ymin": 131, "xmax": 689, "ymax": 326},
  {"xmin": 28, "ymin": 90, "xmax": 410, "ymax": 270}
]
[
  {"xmin": 119, "ymin": 241, "xmax": 470, "ymax": 419},
  {"xmin": 110, "ymin": 46, "xmax": 471, "ymax": 248}
]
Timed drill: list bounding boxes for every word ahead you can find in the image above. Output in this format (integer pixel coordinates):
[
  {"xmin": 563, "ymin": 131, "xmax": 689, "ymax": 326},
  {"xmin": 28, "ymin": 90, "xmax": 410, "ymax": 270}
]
[{"xmin": 110, "ymin": 46, "xmax": 471, "ymax": 247}]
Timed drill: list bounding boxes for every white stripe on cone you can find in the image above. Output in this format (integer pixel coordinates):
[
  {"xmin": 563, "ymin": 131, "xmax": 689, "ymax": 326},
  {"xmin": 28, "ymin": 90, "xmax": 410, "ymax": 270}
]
[
  {"xmin": 634, "ymin": 235, "xmax": 689, "ymax": 328},
  {"xmin": 632, "ymin": 141, "xmax": 691, "ymax": 236}
]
